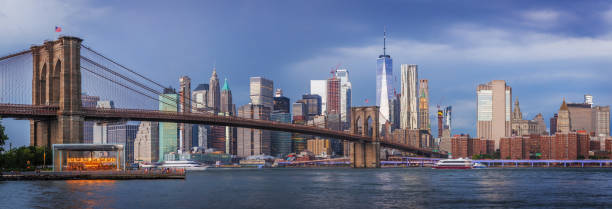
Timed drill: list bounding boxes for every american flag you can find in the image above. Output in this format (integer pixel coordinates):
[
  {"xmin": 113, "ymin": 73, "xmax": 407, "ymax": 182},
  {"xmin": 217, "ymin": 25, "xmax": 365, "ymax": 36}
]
[
  {"xmin": 55, "ymin": 26, "xmax": 62, "ymax": 32},
  {"xmin": 365, "ymin": 98, "xmax": 369, "ymax": 103}
]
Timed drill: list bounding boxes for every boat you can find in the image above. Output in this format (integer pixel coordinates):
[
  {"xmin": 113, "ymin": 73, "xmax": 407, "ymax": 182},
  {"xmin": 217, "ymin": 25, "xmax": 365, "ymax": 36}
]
[
  {"xmin": 159, "ymin": 160, "xmax": 208, "ymax": 171},
  {"xmin": 433, "ymin": 158, "xmax": 473, "ymax": 169},
  {"xmin": 472, "ymin": 162, "xmax": 487, "ymax": 169}
]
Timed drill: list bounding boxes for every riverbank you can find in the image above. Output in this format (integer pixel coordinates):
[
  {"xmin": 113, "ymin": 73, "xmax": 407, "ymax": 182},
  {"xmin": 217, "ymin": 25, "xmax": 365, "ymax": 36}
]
[{"xmin": 0, "ymin": 170, "xmax": 185, "ymax": 181}]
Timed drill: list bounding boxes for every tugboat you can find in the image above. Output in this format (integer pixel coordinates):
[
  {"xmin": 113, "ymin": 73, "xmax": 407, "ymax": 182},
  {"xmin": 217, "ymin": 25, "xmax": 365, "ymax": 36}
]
[{"xmin": 433, "ymin": 158, "xmax": 473, "ymax": 169}]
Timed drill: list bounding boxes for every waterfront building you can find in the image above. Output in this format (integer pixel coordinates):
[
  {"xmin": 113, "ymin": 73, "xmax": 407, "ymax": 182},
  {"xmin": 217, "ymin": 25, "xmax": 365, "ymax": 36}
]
[
  {"xmin": 250, "ymin": 77, "xmax": 274, "ymax": 109},
  {"xmin": 107, "ymin": 122, "xmax": 139, "ymax": 164},
  {"xmin": 310, "ymin": 80, "xmax": 327, "ymax": 114},
  {"xmin": 134, "ymin": 121, "xmax": 159, "ymax": 163},
  {"xmin": 326, "ymin": 76, "xmax": 341, "ymax": 115},
  {"xmin": 476, "ymin": 80, "xmax": 512, "ymax": 150},
  {"xmin": 237, "ymin": 104, "xmax": 271, "ymax": 157},
  {"xmin": 82, "ymin": 93, "xmax": 100, "ymax": 144},
  {"xmin": 208, "ymin": 69, "xmax": 220, "ymax": 112},
  {"xmin": 557, "ymin": 98, "xmax": 570, "ymax": 133},
  {"xmin": 273, "ymin": 88, "xmax": 290, "ymax": 113},
  {"xmin": 400, "ymin": 64, "xmax": 418, "ymax": 129},
  {"xmin": 335, "ymin": 69, "xmax": 352, "ymax": 129},
  {"xmin": 159, "ymin": 88, "xmax": 178, "ymax": 161},
  {"xmin": 307, "ymin": 138, "xmax": 331, "ymax": 157},
  {"xmin": 271, "ymin": 111, "xmax": 292, "ymax": 157},
  {"xmin": 418, "ymin": 79, "xmax": 429, "ymax": 131},
  {"xmin": 179, "ymin": 76, "xmax": 192, "ymax": 153},
  {"xmin": 377, "ymin": 29, "xmax": 393, "ymax": 129},
  {"xmin": 450, "ymin": 135, "xmax": 495, "ymax": 158},
  {"xmin": 192, "ymin": 84, "xmax": 209, "ymax": 109}
]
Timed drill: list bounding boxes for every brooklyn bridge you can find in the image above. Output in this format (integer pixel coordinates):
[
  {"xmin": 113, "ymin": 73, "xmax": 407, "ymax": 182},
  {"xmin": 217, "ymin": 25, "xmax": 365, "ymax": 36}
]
[{"xmin": 0, "ymin": 36, "xmax": 446, "ymax": 168}]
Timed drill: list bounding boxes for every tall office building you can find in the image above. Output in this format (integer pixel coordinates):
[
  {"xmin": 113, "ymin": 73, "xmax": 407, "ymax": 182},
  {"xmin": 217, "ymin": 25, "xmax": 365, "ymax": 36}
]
[
  {"xmin": 594, "ymin": 106, "xmax": 610, "ymax": 136},
  {"xmin": 192, "ymin": 84, "xmax": 209, "ymax": 109},
  {"xmin": 250, "ymin": 77, "xmax": 274, "ymax": 109},
  {"xmin": 292, "ymin": 102, "xmax": 307, "ymax": 122},
  {"xmin": 237, "ymin": 104, "xmax": 271, "ymax": 157},
  {"xmin": 567, "ymin": 102, "xmax": 594, "ymax": 133},
  {"xmin": 377, "ymin": 29, "xmax": 393, "ymax": 128},
  {"xmin": 300, "ymin": 94, "xmax": 322, "ymax": 120},
  {"xmin": 81, "ymin": 93, "xmax": 100, "ymax": 144},
  {"xmin": 107, "ymin": 122, "xmax": 139, "ymax": 164},
  {"xmin": 444, "ymin": 106, "xmax": 452, "ymax": 132},
  {"xmin": 271, "ymin": 112, "xmax": 292, "ymax": 157},
  {"xmin": 220, "ymin": 78, "xmax": 233, "ymax": 114},
  {"xmin": 310, "ymin": 80, "xmax": 327, "ymax": 114},
  {"xmin": 476, "ymin": 80, "xmax": 512, "ymax": 150},
  {"xmin": 134, "ymin": 121, "xmax": 159, "ymax": 163},
  {"xmin": 335, "ymin": 69, "xmax": 352, "ymax": 129},
  {"xmin": 208, "ymin": 68, "xmax": 220, "ymax": 112},
  {"xmin": 179, "ymin": 76, "xmax": 192, "ymax": 152},
  {"xmin": 418, "ymin": 79, "xmax": 429, "ymax": 131},
  {"xmin": 159, "ymin": 88, "xmax": 178, "ymax": 161},
  {"xmin": 273, "ymin": 88, "xmax": 290, "ymax": 113},
  {"xmin": 326, "ymin": 76, "xmax": 341, "ymax": 115},
  {"xmin": 389, "ymin": 93, "xmax": 401, "ymax": 130},
  {"xmin": 400, "ymin": 64, "xmax": 418, "ymax": 129}
]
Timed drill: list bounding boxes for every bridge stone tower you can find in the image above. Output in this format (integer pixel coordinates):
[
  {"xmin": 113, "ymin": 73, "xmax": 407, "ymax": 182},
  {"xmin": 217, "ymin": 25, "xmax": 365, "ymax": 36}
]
[
  {"xmin": 349, "ymin": 106, "xmax": 380, "ymax": 168},
  {"xmin": 30, "ymin": 36, "xmax": 83, "ymax": 147}
]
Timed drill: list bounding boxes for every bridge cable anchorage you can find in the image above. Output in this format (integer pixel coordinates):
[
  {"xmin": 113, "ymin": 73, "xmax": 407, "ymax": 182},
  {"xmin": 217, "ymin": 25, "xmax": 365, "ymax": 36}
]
[{"xmin": 80, "ymin": 66, "xmax": 178, "ymax": 109}]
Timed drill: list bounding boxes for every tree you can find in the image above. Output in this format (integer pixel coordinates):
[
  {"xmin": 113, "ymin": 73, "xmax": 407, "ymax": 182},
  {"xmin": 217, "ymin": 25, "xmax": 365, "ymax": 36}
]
[{"xmin": 0, "ymin": 118, "xmax": 8, "ymax": 152}]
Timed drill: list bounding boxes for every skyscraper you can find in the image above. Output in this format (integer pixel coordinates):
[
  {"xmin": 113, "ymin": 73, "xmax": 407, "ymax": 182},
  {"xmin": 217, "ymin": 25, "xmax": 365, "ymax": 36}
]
[
  {"xmin": 594, "ymin": 106, "xmax": 610, "ymax": 137},
  {"xmin": 377, "ymin": 29, "xmax": 393, "ymax": 128},
  {"xmin": 335, "ymin": 69, "xmax": 352, "ymax": 128},
  {"xmin": 107, "ymin": 122, "xmax": 139, "ymax": 164},
  {"xmin": 273, "ymin": 88, "xmax": 290, "ymax": 114},
  {"xmin": 220, "ymin": 78, "xmax": 233, "ymax": 114},
  {"xmin": 476, "ymin": 80, "xmax": 512, "ymax": 150},
  {"xmin": 550, "ymin": 114, "xmax": 558, "ymax": 135},
  {"xmin": 179, "ymin": 76, "xmax": 192, "ymax": 153},
  {"xmin": 208, "ymin": 68, "xmax": 220, "ymax": 112},
  {"xmin": 400, "ymin": 64, "xmax": 418, "ymax": 129},
  {"xmin": 326, "ymin": 76, "xmax": 341, "ymax": 115},
  {"xmin": 237, "ymin": 104, "xmax": 271, "ymax": 157},
  {"xmin": 310, "ymin": 80, "xmax": 327, "ymax": 114},
  {"xmin": 159, "ymin": 87, "xmax": 178, "ymax": 161},
  {"xmin": 271, "ymin": 111, "xmax": 292, "ymax": 157},
  {"xmin": 301, "ymin": 94, "xmax": 322, "ymax": 120},
  {"xmin": 93, "ymin": 100, "xmax": 114, "ymax": 145},
  {"xmin": 250, "ymin": 77, "xmax": 274, "ymax": 109},
  {"xmin": 418, "ymin": 79, "xmax": 429, "ymax": 131},
  {"xmin": 192, "ymin": 84, "xmax": 209, "ymax": 109}
]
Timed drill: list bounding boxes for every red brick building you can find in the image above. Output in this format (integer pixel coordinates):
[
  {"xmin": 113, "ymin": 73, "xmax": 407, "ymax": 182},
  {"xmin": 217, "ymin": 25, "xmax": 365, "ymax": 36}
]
[
  {"xmin": 451, "ymin": 135, "xmax": 493, "ymax": 158},
  {"xmin": 500, "ymin": 137, "xmax": 529, "ymax": 159}
]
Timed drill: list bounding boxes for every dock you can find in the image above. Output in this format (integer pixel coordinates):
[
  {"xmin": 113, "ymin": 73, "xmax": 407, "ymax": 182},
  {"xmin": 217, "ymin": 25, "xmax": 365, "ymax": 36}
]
[{"xmin": 1, "ymin": 170, "xmax": 185, "ymax": 181}]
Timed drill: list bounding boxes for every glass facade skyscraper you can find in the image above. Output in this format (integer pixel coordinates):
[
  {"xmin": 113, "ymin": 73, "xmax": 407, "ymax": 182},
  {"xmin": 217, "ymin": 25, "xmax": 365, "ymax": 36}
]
[
  {"xmin": 377, "ymin": 29, "xmax": 393, "ymax": 127},
  {"xmin": 159, "ymin": 88, "xmax": 178, "ymax": 161}
]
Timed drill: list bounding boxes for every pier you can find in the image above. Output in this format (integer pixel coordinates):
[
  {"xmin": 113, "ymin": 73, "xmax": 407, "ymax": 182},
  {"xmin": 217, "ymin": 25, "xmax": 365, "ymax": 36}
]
[{"xmin": 1, "ymin": 170, "xmax": 185, "ymax": 181}]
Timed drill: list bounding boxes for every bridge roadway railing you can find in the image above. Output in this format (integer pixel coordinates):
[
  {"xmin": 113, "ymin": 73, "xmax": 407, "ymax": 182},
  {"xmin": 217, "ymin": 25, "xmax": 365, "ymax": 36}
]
[{"xmin": 0, "ymin": 103, "xmax": 58, "ymax": 119}]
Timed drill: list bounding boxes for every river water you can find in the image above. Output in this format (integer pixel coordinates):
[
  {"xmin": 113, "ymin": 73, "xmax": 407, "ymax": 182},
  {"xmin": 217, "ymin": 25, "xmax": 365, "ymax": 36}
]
[{"xmin": 1, "ymin": 168, "xmax": 612, "ymax": 209}]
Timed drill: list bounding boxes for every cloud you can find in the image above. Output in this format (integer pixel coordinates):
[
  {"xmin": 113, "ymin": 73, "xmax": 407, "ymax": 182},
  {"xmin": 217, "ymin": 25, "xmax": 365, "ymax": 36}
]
[
  {"xmin": 0, "ymin": 0, "xmax": 109, "ymax": 48},
  {"xmin": 519, "ymin": 9, "xmax": 563, "ymax": 27}
]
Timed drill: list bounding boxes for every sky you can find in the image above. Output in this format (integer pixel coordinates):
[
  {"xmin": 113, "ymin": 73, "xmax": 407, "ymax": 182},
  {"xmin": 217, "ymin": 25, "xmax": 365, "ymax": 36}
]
[{"xmin": 1, "ymin": 0, "xmax": 612, "ymax": 148}]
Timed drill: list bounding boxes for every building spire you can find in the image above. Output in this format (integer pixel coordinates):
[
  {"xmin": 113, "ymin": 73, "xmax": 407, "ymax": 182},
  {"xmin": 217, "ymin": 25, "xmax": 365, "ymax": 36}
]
[{"xmin": 383, "ymin": 26, "xmax": 387, "ymax": 56}]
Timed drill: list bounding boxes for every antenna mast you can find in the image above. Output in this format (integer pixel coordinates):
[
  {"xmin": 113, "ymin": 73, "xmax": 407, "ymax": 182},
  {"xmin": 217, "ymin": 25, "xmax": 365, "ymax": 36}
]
[{"xmin": 383, "ymin": 26, "xmax": 387, "ymax": 56}]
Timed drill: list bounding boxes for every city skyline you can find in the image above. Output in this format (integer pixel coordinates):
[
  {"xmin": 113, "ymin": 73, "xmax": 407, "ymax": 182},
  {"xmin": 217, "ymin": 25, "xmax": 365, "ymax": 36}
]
[{"xmin": 3, "ymin": 0, "xmax": 612, "ymax": 147}]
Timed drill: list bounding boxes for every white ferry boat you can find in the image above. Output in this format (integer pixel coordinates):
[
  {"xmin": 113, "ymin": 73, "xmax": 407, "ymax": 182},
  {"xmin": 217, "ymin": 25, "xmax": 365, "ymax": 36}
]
[
  {"xmin": 433, "ymin": 158, "xmax": 473, "ymax": 169},
  {"xmin": 159, "ymin": 160, "xmax": 208, "ymax": 171}
]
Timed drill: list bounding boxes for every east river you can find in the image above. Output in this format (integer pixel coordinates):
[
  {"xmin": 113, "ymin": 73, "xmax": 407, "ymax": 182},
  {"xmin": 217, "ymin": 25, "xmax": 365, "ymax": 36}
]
[{"xmin": 1, "ymin": 168, "xmax": 612, "ymax": 209}]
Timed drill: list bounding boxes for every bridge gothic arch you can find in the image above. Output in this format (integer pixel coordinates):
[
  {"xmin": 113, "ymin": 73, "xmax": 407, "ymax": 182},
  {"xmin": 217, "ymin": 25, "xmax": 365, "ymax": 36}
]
[{"xmin": 349, "ymin": 106, "xmax": 380, "ymax": 168}]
